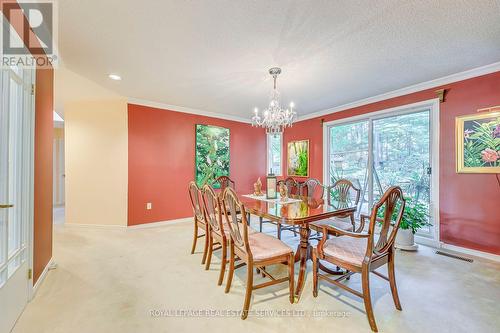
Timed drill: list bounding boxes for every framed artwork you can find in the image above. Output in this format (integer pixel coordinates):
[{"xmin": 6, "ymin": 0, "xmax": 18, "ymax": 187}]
[
  {"xmin": 287, "ymin": 140, "xmax": 309, "ymax": 177},
  {"xmin": 456, "ymin": 111, "xmax": 500, "ymax": 173},
  {"xmin": 195, "ymin": 124, "xmax": 230, "ymax": 187}
]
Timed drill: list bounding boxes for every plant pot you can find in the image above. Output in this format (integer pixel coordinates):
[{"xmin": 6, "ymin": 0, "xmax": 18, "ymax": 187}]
[{"xmin": 395, "ymin": 229, "xmax": 418, "ymax": 251}]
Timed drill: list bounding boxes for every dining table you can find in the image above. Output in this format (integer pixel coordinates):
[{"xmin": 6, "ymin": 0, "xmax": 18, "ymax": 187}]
[{"xmin": 240, "ymin": 194, "xmax": 357, "ymax": 302}]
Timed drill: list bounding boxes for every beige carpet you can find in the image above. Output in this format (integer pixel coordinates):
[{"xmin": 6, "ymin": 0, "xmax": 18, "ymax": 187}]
[{"xmin": 13, "ymin": 217, "xmax": 500, "ymax": 333}]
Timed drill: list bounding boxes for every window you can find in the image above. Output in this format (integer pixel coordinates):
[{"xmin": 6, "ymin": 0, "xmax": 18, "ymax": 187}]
[
  {"xmin": 324, "ymin": 100, "xmax": 440, "ymax": 242},
  {"xmin": 267, "ymin": 133, "xmax": 282, "ymax": 175}
]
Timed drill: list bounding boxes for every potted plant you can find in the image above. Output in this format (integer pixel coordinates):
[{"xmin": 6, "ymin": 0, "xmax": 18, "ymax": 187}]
[{"xmin": 378, "ymin": 197, "xmax": 431, "ymax": 251}]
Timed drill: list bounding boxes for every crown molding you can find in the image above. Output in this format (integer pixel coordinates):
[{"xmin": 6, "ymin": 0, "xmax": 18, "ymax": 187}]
[
  {"xmin": 127, "ymin": 98, "xmax": 252, "ymax": 124},
  {"xmin": 128, "ymin": 62, "xmax": 500, "ymax": 124},
  {"xmin": 297, "ymin": 61, "xmax": 500, "ymax": 122}
]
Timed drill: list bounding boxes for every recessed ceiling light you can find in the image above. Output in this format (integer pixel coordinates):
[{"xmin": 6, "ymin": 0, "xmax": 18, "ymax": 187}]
[{"xmin": 108, "ymin": 74, "xmax": 121, "ymax": 81}]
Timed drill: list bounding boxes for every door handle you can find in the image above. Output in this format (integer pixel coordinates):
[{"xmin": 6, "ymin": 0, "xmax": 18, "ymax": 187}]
[{"xmin": 0, "ymin": 204, "xmax": 14, "ymax": 209}]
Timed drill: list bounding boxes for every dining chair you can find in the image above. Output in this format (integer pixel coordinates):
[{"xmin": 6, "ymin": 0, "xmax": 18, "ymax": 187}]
[
  {"xmin": 259, "ymin": 177, "xmax": 300, "ymax": 238},
  {"xmin": 188, "ymin": 181, "xmax": 209, "ymax": 264},
  {"xmin": 275, "ymin": 178, "xmax": 324, "ymax": 239},
  {"xmin": 312, "ymin": 186, "xmax": 406, "ymax": 332},
  {"xmin": 310, "ymin": 179, "xmax": 362, "ymax": 234},
  {"xmin": 214, "ymin": 175, "xmax": 235, "ymax": 191},
  {"xmin": 299, "ymin": 178, "xmax": 324, "ymax": 199},
  {"xmin": 222, "ymin": 187, "xmax": 295, "ymax": 319},
  {"xmin": 201, "ymin": 184, "xmax": 231, "ymax": 286}
]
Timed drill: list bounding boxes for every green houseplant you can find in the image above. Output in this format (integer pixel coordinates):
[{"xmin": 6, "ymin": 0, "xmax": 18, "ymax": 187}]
[{"xmin": 377, "ymin": 197, "xmax": 431, "ymax": 251}]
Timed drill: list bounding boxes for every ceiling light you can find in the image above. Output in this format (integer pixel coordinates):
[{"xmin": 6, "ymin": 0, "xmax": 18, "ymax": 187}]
[
  {"xmin": 108, "ymin": 74, "xmax": 121, "ymax": 81},
  {"xmin": 252, "ymin": 67, "xmax": 296, "ymax": 133}
]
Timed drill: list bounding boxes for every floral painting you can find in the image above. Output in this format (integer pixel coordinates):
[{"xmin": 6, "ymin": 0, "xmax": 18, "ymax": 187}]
[
  {"xmin": 195, "ymin": 124, "xmax": 230, "ymax": 187},
  {"xmin": 456, "ymin": 111, "xmax": 500, "ymax": 173},
  {"xmin": 287, "ymin": 140, "xmax": 309, "ymax": 177}
]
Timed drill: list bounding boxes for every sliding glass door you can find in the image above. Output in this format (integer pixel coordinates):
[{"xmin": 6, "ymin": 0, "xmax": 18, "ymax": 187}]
[{"xmin": 325, "ymin": 102, "xmax": 438, "ymax": 239}]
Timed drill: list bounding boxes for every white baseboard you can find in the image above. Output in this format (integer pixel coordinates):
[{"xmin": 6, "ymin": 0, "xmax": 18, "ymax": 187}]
[
  {"xmin": 415, "ymin": 235, "xmax": 440, "ymax": 248},
  {"xmin": 127, "ymin": 217, "xmax": 191, "ymax": 229},
  {"xmin": 61, "ymin": 218, "xmax": 192, "ymax": 230},
  {"xmin": 412, "ymin": 236, "xmax": 499, "ymax": 263},
  {"xmin": 439, "ymin": 243, "xmax": 500, "ymax": 263},
  {"xmin": 31, "ymin": 257, "xmax": 54, "ymax": 299},
  {"xmin": 63, "ymin": 223, "xmax": 127, "ymax": 230}
]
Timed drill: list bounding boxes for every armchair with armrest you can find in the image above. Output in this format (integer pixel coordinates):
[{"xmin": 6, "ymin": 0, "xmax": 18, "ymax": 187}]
[{"xmin": 312, "ymin": 186, "xmax": 406, "ymax": 332}]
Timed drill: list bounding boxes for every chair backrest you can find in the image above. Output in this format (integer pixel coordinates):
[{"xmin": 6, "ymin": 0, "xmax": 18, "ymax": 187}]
[
  {"xmin": 278, "ymin": 177, "xmax": 299, "ymax": 195},
  {"xmin": 365, "ymin": 186, "xmax": 406, "ymax": 259},
  {"xmin": 201, "ymin": 184, "xmax": 224, "ymax": 236},
  {"xmin": 215, "ymin": 176, "xmax": 235, "ymax": 191},
  {"xmin": 221, "ymin": 187, "xmax": 250, "ymax": 255},
  {"xmin": 188, "ymin": 181, "xmax": 204, "ymax": 223},
  {"xmin": 326, "ymin": 179, "xmax": 361, "ymax": 207},
  {"xmin": 299, "ymin": 178, "xmax": 324, "ymax": 199}
]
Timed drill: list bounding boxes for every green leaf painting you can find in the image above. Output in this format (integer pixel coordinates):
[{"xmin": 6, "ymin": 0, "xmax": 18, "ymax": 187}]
[
  {"xmin": 457, "ymin": 112, "xmax": 500, "ymax": 173},
  {"xmin": 287, "ymin": 140, "xmax": 309, "ymax": 177},
  {"xmin": 195, "ymin": 124, "xmax": 230, "ymax": 188}
]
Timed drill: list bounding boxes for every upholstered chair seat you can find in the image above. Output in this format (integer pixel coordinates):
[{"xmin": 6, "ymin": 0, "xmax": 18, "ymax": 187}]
[
  {"xmin": 248, "ymin": 232, "xmax": 294, "ymax": 261},
  {"xmin": 216, "ymin": 223, "xmax": 257, "ymax": 237},
  {"xmin": 322, "ymin": 236, "xmax": 368, "ymax": 267},
  {"xmin": 311, "ymin": 217, "xmax": 354, "ymax": 232}
]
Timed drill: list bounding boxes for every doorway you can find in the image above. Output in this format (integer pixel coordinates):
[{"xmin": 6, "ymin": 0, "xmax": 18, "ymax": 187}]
[
  {"xmin": 53, "ymin": 113, "xmax": 65, "ymax": 225},
  {"xmin": 323, "ymin": 99, "xmax": 440, "ymax": 244},
  {"xmin": 0, "ymin": 66, "xmax": 35, "ymax": 332}
]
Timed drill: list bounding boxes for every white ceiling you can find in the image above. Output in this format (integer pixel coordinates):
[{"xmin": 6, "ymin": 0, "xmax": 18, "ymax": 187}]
[{"xmin": 58, "ymin": 0, "xmax": 500, "ymax": 120}]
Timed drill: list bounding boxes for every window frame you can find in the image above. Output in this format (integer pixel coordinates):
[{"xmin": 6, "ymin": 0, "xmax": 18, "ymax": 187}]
[
  {"xmin": 266, "ymin": 132, "xmax": 283, "ymax": 176},
  {"xmin": 322, "ymin": 98, "xmax": 440, "ymax": 247}
]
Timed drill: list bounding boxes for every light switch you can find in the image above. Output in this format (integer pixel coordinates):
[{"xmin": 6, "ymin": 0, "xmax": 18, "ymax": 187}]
[{"xmin": 146, "ymin": 202, "xmax": 152, "ymax": 210}]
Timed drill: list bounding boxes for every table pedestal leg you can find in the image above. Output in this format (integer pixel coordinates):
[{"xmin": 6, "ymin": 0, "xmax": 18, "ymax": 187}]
[{"xmin": 294, "ymin": 224, "xmax": 310, "ymax": 302}]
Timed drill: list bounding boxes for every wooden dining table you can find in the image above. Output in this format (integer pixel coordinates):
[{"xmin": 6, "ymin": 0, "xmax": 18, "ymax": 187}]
[{"xmin": 240, "ymin": 194, "xmax": 357, "ymax": 302}]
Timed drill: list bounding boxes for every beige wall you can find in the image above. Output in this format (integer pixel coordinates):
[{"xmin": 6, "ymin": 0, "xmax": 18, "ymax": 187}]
[
  {"xmin": 65, "ymin": 99, "xmax": 128, "ymax": 226},
  {"xmin": 53, "ymin": 127, "xmax": 65, "ymax": 206}
]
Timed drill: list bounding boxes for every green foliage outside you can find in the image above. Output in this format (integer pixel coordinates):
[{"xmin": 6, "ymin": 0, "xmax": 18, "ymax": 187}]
[
  {"xmin": 377, "ymin": 197, "xmax": 431, "ymax": 234},
  {"xmin": 195, "ymin": 125, "xmax": 230, "ymax": 188},
  {"xmin": 463, "ymin": 117, "xmax": 500, "ymax": 167},
  {"xmin": 328, "ymin": 111, "xmax": 433, "ymax": 233}
]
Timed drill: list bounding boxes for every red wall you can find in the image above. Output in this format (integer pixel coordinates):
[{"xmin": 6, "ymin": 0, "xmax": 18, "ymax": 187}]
[
  {"xmin": 33, "ymin": 68, "xmax": 54, "ymax": 282},
  {"xmin": 284, "ymin": 72, "xmax": 500, "ymax": 255},
  {"xmin": 127, "ymin": 104, "xmax": 266, "ymax": 226}
]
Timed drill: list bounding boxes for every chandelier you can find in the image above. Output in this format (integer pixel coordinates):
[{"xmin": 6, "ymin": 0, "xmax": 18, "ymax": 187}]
[{"xmin": 252, "ymin": 67, "xmax": 296, "ymax": 133}]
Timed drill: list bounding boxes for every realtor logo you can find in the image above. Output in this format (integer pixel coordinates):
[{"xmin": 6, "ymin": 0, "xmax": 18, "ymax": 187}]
[{"xmin": 1, "ymin": 0, "xmax": 58, "ymax": 68}]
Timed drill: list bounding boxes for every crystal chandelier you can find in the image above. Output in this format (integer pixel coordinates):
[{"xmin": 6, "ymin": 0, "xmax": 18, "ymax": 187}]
[{"xmin": 252, "ymin": 67, "xmax": 296, "ymax": 133}]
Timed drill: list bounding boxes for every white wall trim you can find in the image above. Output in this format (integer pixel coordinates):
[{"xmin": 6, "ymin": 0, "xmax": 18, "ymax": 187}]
[
  {"xmin": 439, "ymin": 243, "xmax": 500, "ymax": 263},
  {"xmin": 62, "ymin": 218, "xmax": 192, "ymax": 230},
  {"xmin": 128, "ymin": 62, "xmax": 500, "ymax": 124},
  {"xmin": 127, "ymin": 217, "xmax": 191, "ymax": 229},
  {"xmin": 299, "ymin": 62, "xmax": 500, "ymax": 122},
  {"xmin": 415, "ymin": 235, "xmax": 441, "ymax": 248},
  {"xmin": 127, "ymin": 98, "xmax": 252, "ymax": 124},
  {"xmin": 31, "ymin": 257, "xmax": 53, "ymax": 299},
  {"xmin": 62, "ymin": 223, "xmax": 127, "ymax": 230}
]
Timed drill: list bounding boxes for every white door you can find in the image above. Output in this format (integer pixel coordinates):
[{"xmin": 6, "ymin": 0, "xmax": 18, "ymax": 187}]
[{"xmin": 0, "ymin": 66, "xmax": 35, "ymax": 333}]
